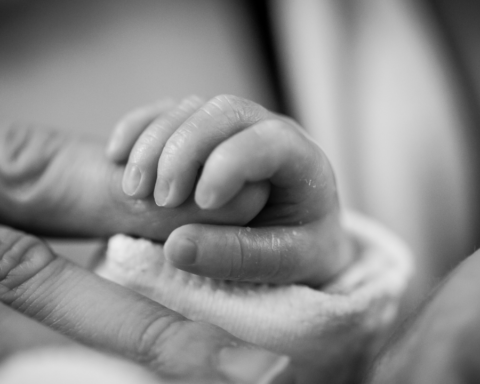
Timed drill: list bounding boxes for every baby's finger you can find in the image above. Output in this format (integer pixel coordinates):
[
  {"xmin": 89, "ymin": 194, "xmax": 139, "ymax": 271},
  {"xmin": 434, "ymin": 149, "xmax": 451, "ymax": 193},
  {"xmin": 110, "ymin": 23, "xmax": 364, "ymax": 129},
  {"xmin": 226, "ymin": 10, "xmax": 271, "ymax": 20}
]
[
  {"xmin": 122, "ymin": 96, "xmax": 205, "ymax": 198},
  {"xmin": 164, "ymin": 218, "xmax": 351, "ymax": 287},
  {"xmin": 0, "ymin": 225, "xmax": 265, "ymax": 383},
  {"xmin": 195, "ymin": 119, "xmax": 335, "ymax": 215},
  {"xmin": 106, "ymin": 99, "xmax": 176, "ymax": 162},
  {"xmin": 154, "ymin": 95, "xmax": 269, "ymax": 207}
]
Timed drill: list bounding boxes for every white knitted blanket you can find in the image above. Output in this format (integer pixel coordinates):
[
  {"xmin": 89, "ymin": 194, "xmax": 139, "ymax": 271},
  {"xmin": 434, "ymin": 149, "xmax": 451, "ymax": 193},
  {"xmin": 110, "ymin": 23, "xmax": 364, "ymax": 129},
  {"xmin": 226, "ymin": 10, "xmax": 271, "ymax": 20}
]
[{"xmin": 97, "ymin": 212, "xmax": 413, "ymax": 383}]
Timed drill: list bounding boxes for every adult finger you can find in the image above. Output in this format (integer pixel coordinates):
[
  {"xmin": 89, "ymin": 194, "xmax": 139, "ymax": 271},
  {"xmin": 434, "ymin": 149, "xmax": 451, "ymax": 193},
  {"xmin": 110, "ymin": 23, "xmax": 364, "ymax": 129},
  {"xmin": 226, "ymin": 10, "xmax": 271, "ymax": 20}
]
[
  {"xmin": 0, "ymin": 225, "xmax": 265, "ymax": 383},
  {"xmin": 195, "ymin": 118, "xmax": 336, "ymax": 215},
  {"xmin": 154, "ymin": 94, "xmax": 269, "ymax": 207},
  {"xmin": 164, "ymin": 217, "xmax": 352, "ymax": 287},
  {"xmin": 0, "ymin": 124, "xmax": 268, "ymax": 240},
  {"xmin": 106, "ymin": 99, "xmax": 176, "ymax": 162},
  {"xmin": 122, "ymin": 96, "xmax": 205, "ymax": 198}
]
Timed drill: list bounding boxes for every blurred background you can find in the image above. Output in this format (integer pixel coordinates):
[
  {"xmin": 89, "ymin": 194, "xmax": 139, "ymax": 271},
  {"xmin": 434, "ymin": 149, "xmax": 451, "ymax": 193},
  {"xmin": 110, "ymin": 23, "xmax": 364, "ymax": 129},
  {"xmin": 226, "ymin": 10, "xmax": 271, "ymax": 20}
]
[{"xmin": 0, "ymin": 0, "xmax": 479, "ymax": 373}]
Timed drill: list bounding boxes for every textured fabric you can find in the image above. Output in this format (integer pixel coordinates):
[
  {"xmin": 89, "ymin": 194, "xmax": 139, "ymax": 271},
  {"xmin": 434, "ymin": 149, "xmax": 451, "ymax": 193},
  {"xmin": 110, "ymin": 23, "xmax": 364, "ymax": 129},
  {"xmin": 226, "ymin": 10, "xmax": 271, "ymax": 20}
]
[{"xmin": 97, "ymin": 212, "xmax": 413, "ymax": 383}]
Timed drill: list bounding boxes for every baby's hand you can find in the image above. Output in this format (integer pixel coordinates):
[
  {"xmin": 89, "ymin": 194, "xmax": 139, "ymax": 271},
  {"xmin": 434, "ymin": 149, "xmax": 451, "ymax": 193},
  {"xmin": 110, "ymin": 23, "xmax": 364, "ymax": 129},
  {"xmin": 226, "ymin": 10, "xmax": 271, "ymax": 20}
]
[
  {"xmin": 107, "ymin": 95, "xmax": 269, "ymax": 208},
  {"xmin": 106, "ymin": 95, "xmax": 352, "ymax": 286}
]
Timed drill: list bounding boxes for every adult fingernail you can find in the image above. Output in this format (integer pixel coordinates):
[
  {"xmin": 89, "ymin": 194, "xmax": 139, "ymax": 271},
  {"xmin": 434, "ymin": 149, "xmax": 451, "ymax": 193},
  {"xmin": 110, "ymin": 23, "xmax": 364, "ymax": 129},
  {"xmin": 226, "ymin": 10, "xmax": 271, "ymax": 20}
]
[
  {"xmin": 122, "ymin": 164, "xmax": 142, "ymax": 196},
  {"xmin": 165, "ymin": 237, "xmax": 197, "ymax": 266},
  {"xmin": 154, "ymin": 178, "xmax": 170, "ymax": 206},
  {"xmin": 218, "ymin": 346, "xmax": 289, "ymax": 383}
]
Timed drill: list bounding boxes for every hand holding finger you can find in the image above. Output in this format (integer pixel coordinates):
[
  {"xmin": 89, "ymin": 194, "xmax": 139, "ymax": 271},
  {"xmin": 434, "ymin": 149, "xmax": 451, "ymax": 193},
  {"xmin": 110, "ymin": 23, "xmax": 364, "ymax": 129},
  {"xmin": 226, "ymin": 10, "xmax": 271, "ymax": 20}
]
[
  {"xmin": 0, "ymin": 225, "xmax": 271, "ymax": 383},
  {"xmin": 121, "ymin": 96, "xmax": 205, "ymax": 198},
  {"xmin": 153, "ymin": 95, "xmax": 270, "ymax": 207},
  {"xmin": 160, "ymin": 105, "xmax": 351, "ymax": 286},
  {"xmin": 0, "ymin": 124, "xmax": 269, "ymax": 241}
]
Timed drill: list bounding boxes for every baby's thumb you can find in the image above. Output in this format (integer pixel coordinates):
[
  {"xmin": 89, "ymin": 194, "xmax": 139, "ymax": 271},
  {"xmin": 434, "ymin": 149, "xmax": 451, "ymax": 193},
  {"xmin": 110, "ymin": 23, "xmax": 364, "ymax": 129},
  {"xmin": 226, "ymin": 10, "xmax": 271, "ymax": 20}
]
[{"xmin": 164, "ymin": 223, "xmax": 343, "ymax": 286}]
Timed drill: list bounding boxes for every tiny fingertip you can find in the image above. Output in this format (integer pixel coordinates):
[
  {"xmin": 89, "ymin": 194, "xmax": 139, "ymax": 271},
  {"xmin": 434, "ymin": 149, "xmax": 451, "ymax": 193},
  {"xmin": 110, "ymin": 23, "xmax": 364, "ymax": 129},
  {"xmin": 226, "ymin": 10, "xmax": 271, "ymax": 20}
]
[
  {"xmin": 165, "ymin": 237, "xmax": 197, "ymax": 266},
  {"xmin": 195, "ymin": 192, "xmax": 217, "ymax": 210},
  {"xmin": 195, "ymin": 185, "xmax": 220, "ymax": 210},
  {"xmin": 154, "ymin": 179, "xmax": 170, "ymax": 207}
]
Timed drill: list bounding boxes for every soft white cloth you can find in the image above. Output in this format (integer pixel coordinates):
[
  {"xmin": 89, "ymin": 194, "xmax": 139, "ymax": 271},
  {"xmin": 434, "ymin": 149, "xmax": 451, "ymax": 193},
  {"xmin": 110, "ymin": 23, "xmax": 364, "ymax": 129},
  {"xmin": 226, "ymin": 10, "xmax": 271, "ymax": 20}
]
[{"xmin": 97, "ymin": 212, "xmax": 413, "ymax": 383}]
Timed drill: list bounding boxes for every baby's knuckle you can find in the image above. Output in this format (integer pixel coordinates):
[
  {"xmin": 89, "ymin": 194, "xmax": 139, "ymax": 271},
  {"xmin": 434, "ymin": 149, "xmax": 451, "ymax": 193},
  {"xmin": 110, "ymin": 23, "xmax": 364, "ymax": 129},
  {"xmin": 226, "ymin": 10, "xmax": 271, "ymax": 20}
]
[
  {"xmin": 169, "ymin": 96, "xmax": 203, "ymax": 120},
  {"xmin": 163, "ymin": 129, "xmax": 190, "ymax": 159},
  {"xmin": 204, "ymin": 95, "xmax": 242, "ymax": 124},
  {"xmin": 253, "ymin": 118, "xmax": 288, "ymax": 136},
  {"xmin": 132, "ymin": 131, "xmax": 161, "ymax": 159},
  {"xmin": 210, "ymin": 94, "xmax": 238, "ymax": 110}
]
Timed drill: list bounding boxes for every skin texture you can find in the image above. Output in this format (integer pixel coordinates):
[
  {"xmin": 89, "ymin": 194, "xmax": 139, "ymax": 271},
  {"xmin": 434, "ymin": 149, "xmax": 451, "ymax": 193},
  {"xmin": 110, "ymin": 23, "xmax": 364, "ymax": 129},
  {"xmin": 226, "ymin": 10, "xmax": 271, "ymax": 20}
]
[
  {"xmin": 0, "ymin": 95, "xmax": 352, "ymax": 286},
  {"xmin": 107, "ymin": 95, "xmax": 352, "ymax": 286},
  {"xmin": 0, "ymin": 121, "xmax": 268, "ymax": 240},
  {"xmin": 366, "ymin": 250, "xmax": 480, "ymax": 384}
]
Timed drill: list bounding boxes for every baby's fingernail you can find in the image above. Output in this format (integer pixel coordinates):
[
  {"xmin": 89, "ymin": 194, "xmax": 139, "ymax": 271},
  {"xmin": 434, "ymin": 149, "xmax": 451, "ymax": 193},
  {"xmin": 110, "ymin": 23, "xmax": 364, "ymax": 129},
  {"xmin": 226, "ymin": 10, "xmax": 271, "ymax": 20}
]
[
  {"xmin": 165, "ymin": 237, "xmax": 197, "ymax": 266},
  {"xmin": 154, "ymin": 179, "xmax": 170, "ymax": 206},
  {"xmin": 122, "ymin": 164, "xmax": 142, "ymax": 196},
  {"xmin": 195, "ymin": 189, "xmax": 217, "ymax": 210}
]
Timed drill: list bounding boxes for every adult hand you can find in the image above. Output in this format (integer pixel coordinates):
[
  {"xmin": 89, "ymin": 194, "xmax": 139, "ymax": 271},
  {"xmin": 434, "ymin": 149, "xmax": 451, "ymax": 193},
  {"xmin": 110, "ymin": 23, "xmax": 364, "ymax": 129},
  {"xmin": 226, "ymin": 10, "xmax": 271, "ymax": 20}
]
[
  {"xmin": 367, "ymin": 250, "xmax": 480, "ymax": 383},
  {"xmin": 0, "ymin": 121, "xmax": 267, "ymax": 240},
  {"xmin": 107, "ymin": 95, "xmax": 352, "ymax": 286},
  {"xmin": 0, "ymin": 225, "xmax": 273, "ymax": 383}
]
